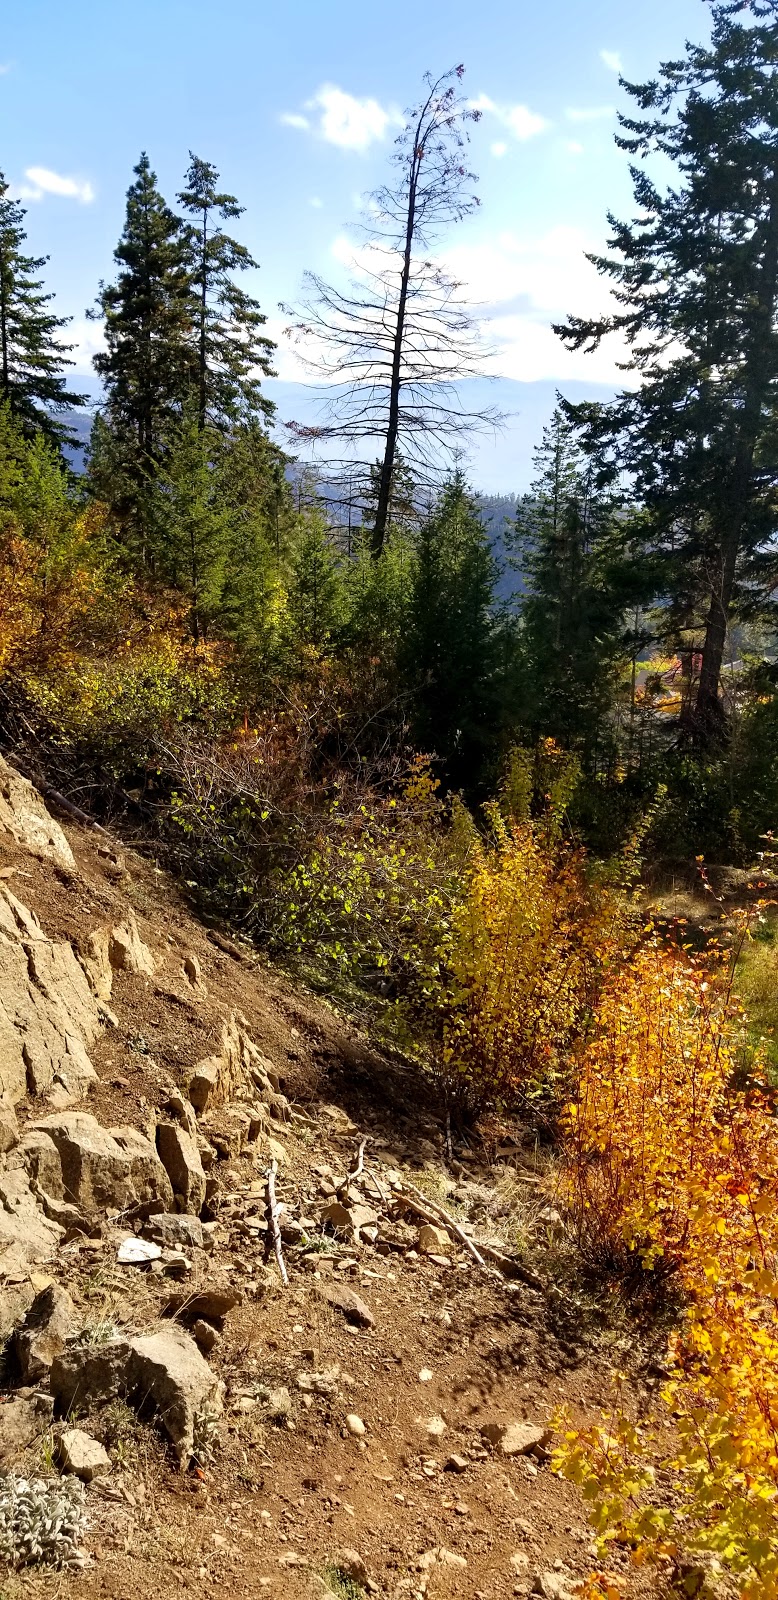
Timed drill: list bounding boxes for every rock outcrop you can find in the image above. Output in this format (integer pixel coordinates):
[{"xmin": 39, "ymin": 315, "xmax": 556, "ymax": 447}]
[
  {"xmin": 0, "ymin": 887, "xmax": 100, "ymax": 1109},
  {"xmin": 17, "ymin": 1112, "xmax": 174, "ymax": 1212},
  {"xmin": 0, "ymin": 755, "xmax": 75, "ymax": 871}
]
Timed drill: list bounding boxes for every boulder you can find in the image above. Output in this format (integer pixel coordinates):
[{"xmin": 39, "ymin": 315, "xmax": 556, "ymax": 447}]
[
  {"xmin": 22, "ymin": 1113, "xmax": 174, "ymax": 1211},
  {"xmin": 142, "ymin": 1214, "xmax": 204, "ymax": 1252},
  {"xmin": 0, "ymin": 756, "xmax": 75, "ymax": 870},
  {"xmin": 0, "ymin": 1169, "xmax": 64, "ymax": 1264},
  {"xmin": 479, "ymin": 1420, "xmax": 550, "ymax": 1457},
  {"xmin": 107, "ymin": 912, "xmax": 156, "ymax": 976},
  {"xmin": 164, "ymin": 1281, "xmax": 242, "ymax": 1323},
  {"xmin": 15, "ymin": 1283, "xmax": 75, "ymax": 1383},
  {"xmin": 0, "ymin": 1393, "xmax": 50, "ymax": 1463},
  {"xmin": 57, "ymin": 1428, "xmax": 111, "ymax": 1482},
  {"xmin": 51, "ymin": 1325, "xmax": 222, "ymax": 1467},
  {"xmin": 156, "ymin": 1123, "xmax": 206, "ymax": 1215}
]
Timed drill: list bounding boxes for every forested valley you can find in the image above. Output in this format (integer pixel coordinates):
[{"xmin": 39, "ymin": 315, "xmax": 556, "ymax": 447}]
[{"xmin": 4, "ymin": 3, "xmax": 778, "ymax": 1595}]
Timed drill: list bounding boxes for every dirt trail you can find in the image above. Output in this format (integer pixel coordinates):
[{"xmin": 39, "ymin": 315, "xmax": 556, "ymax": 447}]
[{"xmin": 0, "ymin": 766, "xmax": 656, "ymax": 1600}]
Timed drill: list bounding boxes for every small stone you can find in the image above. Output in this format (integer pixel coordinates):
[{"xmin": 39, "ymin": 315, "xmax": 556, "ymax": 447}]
[
  {"xmin": 316, "ymin": 1283, "xmax": 374, "ymax": 1327},
  {"xmin": 335, "ymin": 1550, "xmax": 368, "ymax": 1585},
  {"xmin": 264, "ymin": 1386, "xmax": 292, "ymax": 1422},
  {"xmin": 422, "ymin": 1415, "xmax": 446, "ymax": 1439},
  {"xmin": 165, "ymin": 1282, "xmax": 242, "ymax": 1321},
  {"xmin": 58, "ymin": 1427, "xmax": 111, "ymax": 1482},
  {"xmin": 117, "ymin": 1236, "xmax": 162, "ymax": 1265},
  {"xmin": 345, "ymin": 1413, "xmax": 366, "ymax": 1436},
  {"xmin": 445, "ymin": 1453, "xmax": 468, "ymax": 1473},
  {"xmin": 192, "ymin": 1318, "xmax": 219, "ymax": 1354},
  {"xmin": 417, "ymin": 1223, "xmax": 449, "ymax": 1255},
  {"xmin": 510, "ymin": 1552, "xmax": 530, "ymax": 1573},
  {"xmin": 418, "ymin": 1368, "xmax": 434, "ymax": 1383},
  {"xmin": 480, "ymin": 1420, "xmax": 550, "ymax": 1457}
]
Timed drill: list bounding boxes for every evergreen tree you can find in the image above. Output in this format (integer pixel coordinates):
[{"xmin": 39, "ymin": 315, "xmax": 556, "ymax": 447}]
[
  {"xmin": 92, "ymin": 154, "xmax": 191, "ymax": 535},
  {"xmin": 217, "ymin": 422, "xmax": 294, "ymax": 659},
  {"xmin": 558, "ymin": 0, "xmax": 778, "ymax": 742},
  {"xmin": 512, "ymin": 407, "xmax": 632, "ymax": 768},
  {"xmin": 403, "ymin": 471, "xmax": 500, "ymax": 788},
  {"xmin": 286, "ymin": 516, "xmax": 345, "ymax": 652},
  {"xmin": 0, "ymin": 174, "xmax": 85, "ymax": 443},
  {"xmin": 152, "ymin": 408, "xmax": 229, "ymax": 642},
  {"xmin": 178, "ymin": 154, "xmax": 275, "ymax": 432}
]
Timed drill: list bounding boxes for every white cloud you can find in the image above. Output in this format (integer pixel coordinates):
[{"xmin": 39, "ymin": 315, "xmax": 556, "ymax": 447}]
[
  {"xmin": 564, "ymin": 141, "xmax": 585, "ymax": 156},
  {"xmin": 470, "ymin": 92, "xmax": 548, "ymax": 141},
  {"xmin": 442, "ymin": 226, "xmax": 631, "ymax": 385},
  {"xmin": 491, "ymin": 141, "xmax": 508, "ymax": 158},
  {"xmin": 309, "ymin": 196, "xmax": 323, "ymax": 208},
  {"xmin": 281, "ymin": 84, "xmax": 401, "ymax": 151},
  {"xmin": 600, "ymin": 49, "xmax": 622, "ymax": 74},
  {"xmin": 566, "ymin": 105, "xmax": 615, "ymax": 123},
  {"xmin": 67, "ymin": 317, "xmax": 105, "ymax": 373},
  {"xmin": 15, "ymin": 166, "xmax": 95, "ymax": 204}
]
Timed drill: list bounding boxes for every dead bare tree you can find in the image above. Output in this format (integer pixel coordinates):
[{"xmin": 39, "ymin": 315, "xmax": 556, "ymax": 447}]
[{"xmin": 282, "ymin": 66, "xmax": 502, "ymax": 558}]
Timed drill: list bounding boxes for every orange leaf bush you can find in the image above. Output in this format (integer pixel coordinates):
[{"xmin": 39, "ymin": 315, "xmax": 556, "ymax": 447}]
[{"xmin": 557, "ymin": 935, "xmax": 778, "ymax": 1597}]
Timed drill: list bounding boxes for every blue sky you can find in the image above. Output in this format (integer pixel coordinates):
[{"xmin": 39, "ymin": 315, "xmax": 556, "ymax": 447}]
[{"xmin": 2, "ymin": 0, "xmax": 709, "ymax": 489}]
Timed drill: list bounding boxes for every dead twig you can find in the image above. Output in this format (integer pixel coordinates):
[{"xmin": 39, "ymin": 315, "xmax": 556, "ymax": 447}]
[
  {"xmin": 391, "ymin": 1178, "xmax": 546, "ymax": 1294},
  {"xmin": 264, "ymin": 1161, "xmax": 288, "ymax": 1287}
]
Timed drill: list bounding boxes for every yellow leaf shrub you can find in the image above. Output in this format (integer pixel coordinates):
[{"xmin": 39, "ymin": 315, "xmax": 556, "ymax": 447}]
[{"xmin": 557, "ymin": 937, "xmax": 778, "ymax": 1597}]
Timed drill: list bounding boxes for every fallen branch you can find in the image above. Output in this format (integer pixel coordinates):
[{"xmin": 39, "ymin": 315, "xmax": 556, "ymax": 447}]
[
  {"xmin": 264, "ymin": 1160, "xmax": 288, "ymax": 1287},
  {"xmin": 345, "ymin": 1138, "xmax": 367, "ymax": 1185},
  {"xmin": 390, "ymin": 1178, "xmax": 546, "ymax": 1294}
]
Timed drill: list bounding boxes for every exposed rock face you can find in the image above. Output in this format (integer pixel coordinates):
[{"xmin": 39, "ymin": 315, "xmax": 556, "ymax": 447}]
[
  {"xmin": 0, "ymin": 1169, "xmax": 64, "ymax": 1265},
  {"xmin": 188, "ymin": 1013, "xmax": 287, "ymax": 1119},
  {"xmin": 15, "ymin": 1283, "xmax": 75, "ymax": 1384},
  {"xmin": 0, "ymin": 888, "xmax": 101, "ymax": 1107},
  {"xmin": 19, "ymin": 1112, "xmax": 174, "ymax": 1211},
  {"xmin": 155, "ymin": 1123, "xmax": 206, "ymax": 1215},
  {"xmin": 0, "ymin": 755, "xmax": 75, "ymax": 871},
  {"xmin": 80, "ymin": 910, "xmax": 156, "ymax": 1002},
  {"xmin": 51, "ymin": 1325, "xmax": 222, "ymax": 1465}
]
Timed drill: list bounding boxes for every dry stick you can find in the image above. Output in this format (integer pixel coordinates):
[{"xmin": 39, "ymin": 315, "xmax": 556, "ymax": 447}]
[
  {"xmin": 391, "ymin": 1179, "xmax": 546, "ymax": 1294},
  {"xmin": 347, "ymin": 1138, "xmax": 367, "ymax": 1183},
  {"xmin": 264, "ymin": 1160, "xmax": 288, "ymax": 1287}
]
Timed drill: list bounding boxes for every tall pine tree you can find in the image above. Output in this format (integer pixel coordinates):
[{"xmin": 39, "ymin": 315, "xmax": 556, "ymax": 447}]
[
  {"xmin": 91, "ymin": 154, "xmax": 191, "ymax": 539},
  {"xmin": 512, "ymin": 406, "xmax": 631, "ymax": 768},
  {"xmin": 0, "ymin": 173, "xmax": 85, "ymax": 443},
  {"xmin": 558, "ymin": 0, "xmax": 778, "ymax": 742},
  {"xmin": 403, "ymin": 471, "xmax": 500, "ymax": 789},
  {"xmin": 177, "ymin": 154, "xmax": 275, "ymax": 432}
]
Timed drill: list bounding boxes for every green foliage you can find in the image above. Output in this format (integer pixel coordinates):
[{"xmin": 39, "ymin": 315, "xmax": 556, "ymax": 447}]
[{"xmin": 0, "ymin": 172, "xmax": 85, "ymax": 444}]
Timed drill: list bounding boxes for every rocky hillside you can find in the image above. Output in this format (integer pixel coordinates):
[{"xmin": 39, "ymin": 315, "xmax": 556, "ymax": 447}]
[{"xmin": 0, "ymin": 753, "xmax": 649, "ymax": 1600}]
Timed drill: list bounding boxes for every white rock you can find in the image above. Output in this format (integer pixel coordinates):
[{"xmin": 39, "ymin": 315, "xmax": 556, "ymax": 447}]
[
  {"xmin": 117, "ymin": 1237, "xmax": 162, "ymax": 1265},
  {"xmin": 345, "ymin": 1413, "xmax": 366, "ymax": 1436},
  {"xmin": 58, "ymin": 1427, "xmax": 111, "ymax": 1481}
]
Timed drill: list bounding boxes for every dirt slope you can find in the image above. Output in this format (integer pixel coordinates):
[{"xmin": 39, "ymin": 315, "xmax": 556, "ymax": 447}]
[{"xmin": 0, "ymin": 756, "xmax": 654, "ymax": 1600}]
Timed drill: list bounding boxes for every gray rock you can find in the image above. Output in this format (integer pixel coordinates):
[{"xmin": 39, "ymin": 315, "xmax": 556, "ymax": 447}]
[
  {"xmin": 192, "ymin": 1318, "xmax": 219, "ymax": 1354},
  {"xmin": 155, "ymin": 1123, "xmax": 206, "ymax": 1215},
  {"xmin": 479, "ymin": 1420, "xmax": 550, "ymax": 1457},
  {"xmin": 143, "ymin": 1214, "xmax": 204, "ymax": 1252},
  {"xmin": 23, "ymin": 1113, "xmax": 174, "ymax": 1212},
  {"xmin": 316, "ymin": 1283, "xmax": 374, "ymax": 1327},
  {"xmin": 0, "ymin": 756, "xmax": 75, "ymax": 870},
  {"xmin": 58, "ymin": 1427, "xmax": 111, "ymax": 1482},
  {"xmin": 164, "ymin": 1281, "xmax": 242, "ymax": 1322},
  {"xmin": 15, "ymin": 1283, "xmax": 75, "ymax": 1384},
  {"xmin": 263, "ymin": 1386, "xmax": 292, "ymax": 1422},
  {"xmin": 51, "ymin": 1325, "xmax": 222, "ymax": 1467}
]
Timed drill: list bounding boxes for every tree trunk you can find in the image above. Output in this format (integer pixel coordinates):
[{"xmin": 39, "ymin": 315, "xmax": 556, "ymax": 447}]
[
  {"xmin": 693, "ymin": 170, "xmax": 778, "ymax": 740},
  {"xmin": 371, "ymin": 145, "xmax": 422, "ymax": 560}
]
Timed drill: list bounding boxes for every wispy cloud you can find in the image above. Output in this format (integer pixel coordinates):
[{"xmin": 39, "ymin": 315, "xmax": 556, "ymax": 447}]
[
  {"xmin": 14, "ymin": 166, "xmax": 95, "ymax": 204},
  {"xmin": 470, "ymin": 92, "xmax": 549, "ymax": 141},
  {"xmin": 491, "ymin": 141, "xmax": 508, "ymax": 159},
  {"xmin": 0, "ymin": 63, "xmax": 11, "ymax": 76},
  {"xmin": 280, "ymin": 84, "xmax": 402, "ymax": 151},
  {"xmin": 564, "ymin": 141, "xmax": 585, "ymax": 156},
  {"xmin": 566, "ymin": 105, "xmax": 615, "ymax": 123},
  {"xmin": 600, "ymin": 49, "xmax": 622, "ymax": 74},
  {"xmin": 309, "ymin": 196, "xmax": 323, "ymax": 208}
]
